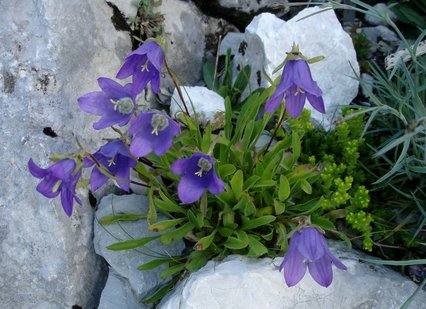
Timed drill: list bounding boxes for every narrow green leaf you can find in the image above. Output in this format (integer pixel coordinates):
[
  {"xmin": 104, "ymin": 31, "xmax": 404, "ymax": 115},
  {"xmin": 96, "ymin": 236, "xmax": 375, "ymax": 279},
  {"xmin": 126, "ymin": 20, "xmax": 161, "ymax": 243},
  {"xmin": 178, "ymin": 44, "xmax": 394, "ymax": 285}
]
[
  {"xmin": 149, "ymin": 218, "xmax": 186, "ymax": 233},
  {"xmin": 142, "ymin": 277, "xmax": 179, "ymax": 304},
  {"xmin": 311, "ymin": 215, "xmax": 336, "ymax": 231},
  {"xmin": 147, "ymin": 189, "xmax": 157, "ymax": 225},
  {"xmin": 138, "ymin": 258, "xmax": 172, "ymax": 271},
  {"xmin": 186, "ymin": 251, "xmax": 208, "ymax": 271},
  {"xmin": 278, "ymin": 175, "xmax": 290, "ymax": 201},
  {"xmin": 292, "ymin": 131, "xmax": 301, "ymax": 162},
  {"xmin": 218, "ymin": 164, "xmax": 236, "ymax": 179},
  {"xmin": 160, "ymin": 263, "xmax": 186, "ymax": 280},
  {"xmin": 233, "ymin": 65, "xmax": 250, "ymax": 94},
  {"xmin": 194, "ymin": 231, "xmax": 216, "ymax": 250},
  {"xmin": 107, "ymin": 236, "xmax": 159, "ymax": 251},
  {"xmin": 203, "ymin": 62, "xmax": 215, "ymax": 90},
  {"xmin": 243, "ymin": 175, "xmax": 261, "ymax": 190},
  {"xmin": 273, "ymin": 199, "xmax": 286, "ymax": 215},
  {"xmin": 230, "ymin": 170, "xmax": 244, "ymax": 199},
  {"xmin": 300, "ymin": 179, "xmax": 312, "ymax": 194},
  {"xmin": 241, "ymin": 215, "xmax": 276, "ymax": 230},
  {"xmin": 252, "ymin": 180, "xmax": 276, "ymax": 189},
  {"xmin": 242, "ymin": 120, "xmax": 255, "ymax": 149},
  {"xmin": 98, "ymin": 214, "xmax": 147, "ymax": 225},
  {"xmin": 160, "ymin": 222, "xmax": 194, "ymax": 245}
]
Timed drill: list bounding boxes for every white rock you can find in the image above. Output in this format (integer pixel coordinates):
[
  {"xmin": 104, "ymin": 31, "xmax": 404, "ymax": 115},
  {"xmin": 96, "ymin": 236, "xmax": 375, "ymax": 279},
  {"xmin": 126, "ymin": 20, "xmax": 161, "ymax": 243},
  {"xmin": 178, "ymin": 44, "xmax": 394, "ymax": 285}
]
[
  {"xmin": 170, "ymin": 86, "xmax": 225, "ymax": 129},
  {"xmin": 94, "ymin": 194, "xmax": 184, "ymax": 304},
  {"xmin": 160, "ymin": 242, "xmax": 426, "ymax": 309},
  {"xmin": 0, "ymin": 0, "xmax": 131, "ymax": 307},
  {"xmin": 365, "ymin": 3, "xmax": 397, "ymax": 26},
  {"xmin": 222, "ymin": 8, "xmax": 360, "ymax": 129},
  {"xmin": 108, "ymin": 0, "xmax": 139, "ymax": 18}
]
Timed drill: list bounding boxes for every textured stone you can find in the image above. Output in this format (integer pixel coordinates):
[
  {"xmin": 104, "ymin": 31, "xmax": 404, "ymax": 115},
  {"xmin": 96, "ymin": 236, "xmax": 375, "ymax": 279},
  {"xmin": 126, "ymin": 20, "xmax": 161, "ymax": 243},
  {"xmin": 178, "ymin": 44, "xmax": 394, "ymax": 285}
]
[
  {"xmin": 98, "ymin": 268, "xmax": 145, "ymax": 309},
  {"xmin": 365, "ymin": 3, "xmax": 397, "ymax": 26},
  {"xmin": 221, "ymin": 8, "xmax": 360, "ymax": 129},
  {"xmin": 94, "ymin": 194, "xmax": 184, "ymax": 304},
  {"xmin": 218, "ymin": 0, "xmax": 286, "ymax": 14},
  {"xmin": 0, "ymin": 0, "xmax": 131, "ymax": 307},
  {"xmin": 154, "ymin": 0, "xmax": 237, "ymax": 90},
  {"xmin": 159, "ymin": 242, "xmax": 426, "ymax": 309},
  {"xmin": 170, "ymin": 86, "xmax": 225, "ymax": 129}
]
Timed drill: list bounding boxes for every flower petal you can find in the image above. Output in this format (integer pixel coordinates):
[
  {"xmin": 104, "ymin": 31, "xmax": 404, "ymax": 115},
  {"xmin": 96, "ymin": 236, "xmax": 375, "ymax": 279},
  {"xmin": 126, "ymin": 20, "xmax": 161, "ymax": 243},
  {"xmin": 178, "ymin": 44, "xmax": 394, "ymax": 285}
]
[
  {"xmin": 177, "ymin": 175, "xmax": 205, "ymax": 204},
  {"xmin": 90, "ymin": 167, "xmax": 109, "ymax": 192},
  {"xmin": 113, "ymin": 157, "xmax": 133, "ymax": 192},
  {"xmin": 171, "ymin": 158, "xmax": 187, "ymax": 175},
  {"xmin": 152, "ymin": 136, "xmax": 173, "ymax": 156},
  {"xmin": 282, "ymin": 245, "xmax": 307, "ymax": 287},
  {"xmin": 285, "ymin": 87, "xmax": 306, "ymax": 119},
  {"xmin": 49, "ymin": 159, "xmax": 76, "ymax": 181},
  {"xmin": 130, "ymin": 137, "xmax": 152, "ymax": 158},
  {"xmin": 132, "ymin": 70, "xmax": 152, "ymax": 96},
  {"xmin": 60, "ymin": 188, "xmax": 74, "ymax": 217},
  {"xmin": 292, "ymin": 60, "xmax": 322, "ymax": 96},
  {"xmin": 116, "ymin": 54, "xmax": 140, "ymax": 79},
  {"xmin": 77, "ymin": 92, "xmax": 109, "ymax": 116},
  {"xmin": 264, "ymin": 90, "xmax": 286, "ymax": 114},
  {"xmin": 306, "ymin": 93, "xmax": 325, "ymax": 114},
  {"xmin": 308, "ymin": 256, "xmax": 333, "ymax": 287},
  {"xmin": 36, "ymin": 176, "xmax": 61, "ymax": 198},
  {"xmin": 97, "ymin": 77, "xmax": 131, "ymax": 100},
  {"xmin": 207, "ymin": 173, "xmax": 224, "ymax": 195},
  {"xmin": 297, "ymin": 227, "xmax": 326, "ymax": 261},
  {"xmin": 328, "ymin": 251, "xmax": 347, "ymax": 270},
  {"xmin": 28, "ymin": 159, "xmax": 47, "ymax": 179}
]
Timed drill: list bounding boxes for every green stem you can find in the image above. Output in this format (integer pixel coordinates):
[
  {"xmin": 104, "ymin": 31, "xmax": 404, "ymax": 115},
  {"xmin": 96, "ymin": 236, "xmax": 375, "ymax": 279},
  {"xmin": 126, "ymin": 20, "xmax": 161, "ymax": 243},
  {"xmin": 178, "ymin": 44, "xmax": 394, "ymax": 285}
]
[
  {"xmin": 163, "ymin": 58, "xmax": 190, "ymax": 116},
  {"xmin": 263, "ymin": 107, "xmax": 287, "ymax": 155}
]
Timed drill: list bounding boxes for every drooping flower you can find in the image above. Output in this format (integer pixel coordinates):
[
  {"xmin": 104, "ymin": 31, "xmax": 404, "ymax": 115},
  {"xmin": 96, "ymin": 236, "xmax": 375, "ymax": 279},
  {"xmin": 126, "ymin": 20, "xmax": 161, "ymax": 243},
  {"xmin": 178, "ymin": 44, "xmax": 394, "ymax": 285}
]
[
  {"xmin": 264, "ymin": 59, "xmax": 325, "ymax": 118},
  {"xmin": 77, "ymin": 77, "xmax": 136, "ymax": 130},
  {"xmin": 83, "ymin": 141, "xmax": 137, "ymax": 192},
  {"xmin": 28, "ymin": 158, "xmax": 81, "ymax": 217},
  {"xmin": 116, "ymin": 41, "xmax": 164, "ymax": 95},
  {"xmin": 171, "ymin": 153, "xmax": 224, "ymax": 204},
  {"xmin": 280, "ymin": 227, "xmax": 347, "ymax": 287},
  {"xmin": 129, "ymin": 110, "xmax": 180, "ymax": 157}
]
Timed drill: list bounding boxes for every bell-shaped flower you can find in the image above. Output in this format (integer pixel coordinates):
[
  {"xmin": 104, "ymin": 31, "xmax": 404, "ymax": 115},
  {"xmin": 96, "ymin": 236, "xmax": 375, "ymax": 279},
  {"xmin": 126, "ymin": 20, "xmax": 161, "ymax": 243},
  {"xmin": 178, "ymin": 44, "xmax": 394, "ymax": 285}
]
[
  {"xmin": 28, "ymin": 158, "xmax": 81, "ymax": 217},
  {"xmin": 116, "ymin": 41, "xmax": 164, "ymax": 95},
  {"xmin": 280, "ymin": 227, "xmax": 347, "ymax": 287},
  {"xmin": 83, "ymin": 141, "xmax": 137, "ymax": 192},
  {"xmin": 171, "ymin": 153, "xmax": 224, "ymax": 204},
  {"xmin": 129, "ymin": 110, "xmax": 180, "ymax": 157},
  {"xmin": 77, "ymin": 77, "xmax": 136, "ymax": 130},
  {"xmin": 265, "ymin": 60, "xmax": 325, "ymax": 118}
]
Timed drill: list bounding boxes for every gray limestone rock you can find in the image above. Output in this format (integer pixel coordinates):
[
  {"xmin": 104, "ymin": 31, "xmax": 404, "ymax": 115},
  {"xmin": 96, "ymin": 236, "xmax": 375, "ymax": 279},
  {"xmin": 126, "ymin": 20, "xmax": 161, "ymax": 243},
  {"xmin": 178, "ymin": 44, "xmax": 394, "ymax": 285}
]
[
  {"xmin": 94, "ymin": 194, "xmax": 185, "ymax": 305},
  {"xmin": 0, "ymin": 0, "xmax": 132, "ymax": 307},
  {"xmin": 220, "ymin": 8, "xmax": 360, "ymax": 130},
  {"xmin": 365, "ymin": 3, "xmax": 397, "ymax": 26},
  {"xmin": 159, "ymin": 242, "xmax": 426, "ymax": 309},
  {"xmin": 218, "ymin": 0, "xmax": 287, "ymax": 14}
]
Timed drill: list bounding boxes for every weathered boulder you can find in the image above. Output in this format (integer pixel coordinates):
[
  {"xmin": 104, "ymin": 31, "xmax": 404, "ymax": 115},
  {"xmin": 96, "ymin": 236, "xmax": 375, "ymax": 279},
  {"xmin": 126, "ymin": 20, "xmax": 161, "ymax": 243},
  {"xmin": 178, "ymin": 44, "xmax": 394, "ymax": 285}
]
[
  {"xmin": 0, "ymin": 0, "xmax": 132, "ymax": 307},
  {"xmin": 170, "ymin": 86, "xmax": 225, "ymax": 129},
  {"xmin": 220, "ymin": 8, "xmax": 360, "ymax": 129},
  {"xmin": 159, "ymin": 242, "xmax": 426, "ymax": 309},
  {"xmin": 95, "ymin": 194, "xmax": 185, "ymax": 308}
]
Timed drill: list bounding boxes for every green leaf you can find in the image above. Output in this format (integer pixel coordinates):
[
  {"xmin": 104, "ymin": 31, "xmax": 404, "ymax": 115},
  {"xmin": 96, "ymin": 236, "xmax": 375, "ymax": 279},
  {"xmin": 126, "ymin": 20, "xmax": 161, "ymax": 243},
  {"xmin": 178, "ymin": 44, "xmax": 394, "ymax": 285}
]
[
  {"xmin": 194, "ymin": 231, "xmax": 216, "ymax": 250},
  {"xmin": 154, "ymin": 190, "xmax": 186, "ymax": 214},
  {"xmin": 278, "ymin": 175, "xmax": 290, "ymax": 201},
  {"xmin": 242, "ymin": 120, "xmax": 255, "ymax": 149},
  {"xmin": 241, "ymin": 215, "xmax": 276, "ymax": 230},
  {"xmin": 147, "ymin": 189, "xmax": 157, "ymax": 225},
  {"xmin": 233, "ymin": 194, "xmax": 256, "ymax": 217},
  {"xmin": 359, "ymin": 258, "xmax": 426, "ymax": 266},
  {"xmin": 300, "ymin": 179, "xmax": 312, "ymax": 194},
  {"xmin": 218, "ymin": 164, "xmax": 236, "ymax": 179},
  {"xmin": 311, "ymin": 215, "xmax": 336, "ymax": 231},
  {"xmin": 243, "ymin": 175, "xmax": 261, "ymax": 190},
  {"xmin": 247, "ymin": 235, "xmax": 268, "ymax": 257},
  {"xmin": 149, "ymin": 218, "xmax": 187, "ymax": 233},
  {"xmin": 203, "ymin": 62, "xmax": 216, "ymax": 90},
  {"xmin": 160, "ymin": 222, "xmax": 194, "ymax": 245},
  {"xmin": 230, "ymin": 170, "xmax": 244, "ymax": 199},
  {"xmin": 186, "ymin": 250, "xmax": 208, "ymax": 271},
  {"xmin": 201, "ymin": 122, "xmax": 212, "ymax": 153},
  {"xmin": 232, "ymin": 65, "xmax": 250, "ymax": 95},
  {"xmin": 224, "ymin": 230, "xmax": 249, "ymax": 249},
  {"xmin": 160, "ymin": 263, "xmax": 186, "ymax": 280},
  {"xmin": 224, "ymin": 97, "xmax": 233, "ymax": 139},
  {"xmin": 252, "ymin": 180, "xmax": 276, "ymax": 189},
  {"xmin": 273, "ymin": 199, "xmax": 286, "ymax": 215},
  {"xmin": 291, "ymin": 131, "xmax": 301, "ymax": 162},
  {"xmin": 138, "ymin": 258, "xmax": 172, "ymax": 271},
  {"xmin": 142, "ymin": 277, "xmax": 179, "ymax": 304},
  {"xmin": 98, "ymin": 213, "xmax": 147, "ymax": 225},
  {"xmin": 274, "ymin": 222, "xmax": 288, "ymax": 251},
  {"xmin": 107, "ymin": 236, "xmax": 159, "ymax": 251}
]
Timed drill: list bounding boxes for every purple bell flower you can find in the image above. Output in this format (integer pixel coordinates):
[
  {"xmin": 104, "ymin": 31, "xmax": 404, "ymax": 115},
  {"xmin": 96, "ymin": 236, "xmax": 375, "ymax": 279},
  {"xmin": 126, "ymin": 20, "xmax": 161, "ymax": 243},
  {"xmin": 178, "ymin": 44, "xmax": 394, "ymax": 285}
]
[
  {"xmin": 280, "ymin": 227, "xmax": 347, "ymax": 287},
  {"xmin": 265, "ymin": 60, "xmax": 325, "ymax": 118},
  {"xmin": 129, "ymin": 110, "xmax": 180, "ymax": 157},
  {"xmin": 116, "ymin": 41, "xmax": 164, "ymax": 95},
  {"xmin": 28, "ymin": 158, "xmax": 81, "ymax": 217},
  {"xmin": 83, "ymin": 141, "xmax": 137, "ymax": 192},
  {"xmin": 171, "ymin": 153, "xmax": 224, "ymax": 204},
  {"xmin": 77, "ymin": 77, "xmax": 136, "ymax": 130}
]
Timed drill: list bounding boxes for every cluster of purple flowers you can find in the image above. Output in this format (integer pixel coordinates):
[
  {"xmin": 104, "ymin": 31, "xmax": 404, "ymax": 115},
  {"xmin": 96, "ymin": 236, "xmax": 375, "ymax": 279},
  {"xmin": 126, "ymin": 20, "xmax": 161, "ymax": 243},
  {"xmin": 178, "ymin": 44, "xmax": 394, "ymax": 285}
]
[
  {"xmin": 29, "ymin": 41, "xmax": 345, "ymax": 288},
  {"xmin": 29, "ymin": 41, "xmax": 223, "ymax": 216}
]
